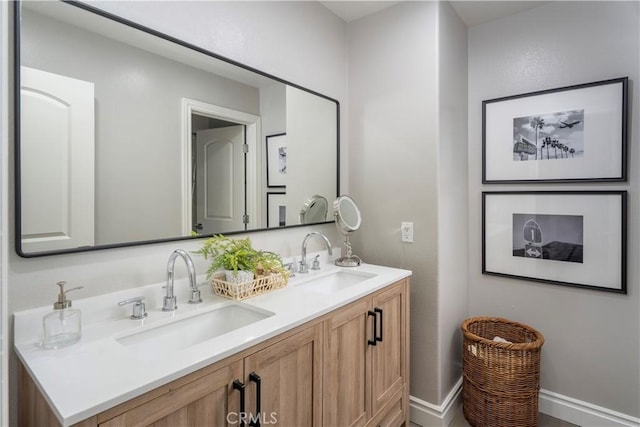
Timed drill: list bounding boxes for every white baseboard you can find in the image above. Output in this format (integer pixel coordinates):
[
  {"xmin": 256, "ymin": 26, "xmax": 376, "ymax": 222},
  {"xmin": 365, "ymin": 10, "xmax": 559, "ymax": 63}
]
[
  {"xmin": 409, "ymin": 379, "xmax": 640, "ymax": 427},
  {"xmin": 539, "ymin": 389, "xmax": 640, "ymax": 427},
  {"xmin": 409, "ymin": 377, "xmax": 462, "ymax": 427}
]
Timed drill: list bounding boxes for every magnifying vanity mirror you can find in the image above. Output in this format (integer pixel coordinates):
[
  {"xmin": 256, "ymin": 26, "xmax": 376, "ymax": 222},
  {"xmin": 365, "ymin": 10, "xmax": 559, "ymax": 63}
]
[
  {"xmin": 300, "ymin": 195, "xmax": 328, "ymax": 224},
  {"xmin": 333, "ymin": 195, "xmax": 362, "ymax": 267},
  {"xmin": 15, "ymin": 0, "xmax": 339, "ymax": 257}
]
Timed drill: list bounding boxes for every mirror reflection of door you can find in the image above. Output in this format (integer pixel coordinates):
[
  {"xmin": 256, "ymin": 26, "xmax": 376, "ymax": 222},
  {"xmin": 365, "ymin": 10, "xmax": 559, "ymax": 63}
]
[
  {"xmin": 20, "ymin": 67, "xmax": 95, "ymax": 253},
  {"xmin": 193, "ymin": 125, "xmax": 247, "ymax": 234},
  {"xmin": 17, "ymin": 1, "xmax": 339, "ymax": 256}
]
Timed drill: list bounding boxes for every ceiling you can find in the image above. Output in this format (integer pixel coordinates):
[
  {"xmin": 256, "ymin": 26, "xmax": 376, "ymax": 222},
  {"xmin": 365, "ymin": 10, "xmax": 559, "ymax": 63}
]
[
  {"xmin": 449, "ymin": 1, "xmax": 549, "ymax": 27},
  {"xmin": 320, "ymin": 1, "xmax": 549, "ymax": 27},
  {"xmin": 320, "ymin": 1, "xmax": 401, "ymax": 22}
]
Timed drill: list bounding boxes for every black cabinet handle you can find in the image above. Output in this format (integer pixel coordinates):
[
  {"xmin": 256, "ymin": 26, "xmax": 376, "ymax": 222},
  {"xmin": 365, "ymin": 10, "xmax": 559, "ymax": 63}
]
[
  {"xmin": 249, "ymin": 372, "xmax": 262, "ymax": 427},
  {"xmin": 233, "ymin": 380, "xmax": 246, "ymax": 427},
  {"xmin": 374, "ymin": 307, "xmax": 383, "ymax": 342},
  {"xmin": 367, "ymin": 310, "xmax": 377, "ymax": 346}
]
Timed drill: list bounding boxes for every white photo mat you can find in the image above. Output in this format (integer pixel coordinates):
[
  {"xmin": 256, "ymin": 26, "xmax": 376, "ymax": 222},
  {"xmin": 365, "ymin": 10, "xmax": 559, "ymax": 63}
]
[
  {"xmin": 483, "ymin": 78, "xmax": 627, "ymax": 183},
  {"xmin": 483, "ymin": 191, "xmax": 626, "ymax": 293}
]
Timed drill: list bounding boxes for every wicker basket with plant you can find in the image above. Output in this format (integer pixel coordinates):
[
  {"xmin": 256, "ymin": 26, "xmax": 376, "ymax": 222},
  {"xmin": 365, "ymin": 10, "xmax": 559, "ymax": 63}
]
[{"xmin": 193, "ymin": 235, "xmax": 288, "ymax": 300}]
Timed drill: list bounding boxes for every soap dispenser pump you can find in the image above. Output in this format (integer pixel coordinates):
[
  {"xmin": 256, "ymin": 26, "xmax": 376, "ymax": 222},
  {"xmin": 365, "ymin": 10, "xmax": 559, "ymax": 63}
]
[{"xmin": 42, "ymin": 281, "xmax": 83, "ymax": 349}]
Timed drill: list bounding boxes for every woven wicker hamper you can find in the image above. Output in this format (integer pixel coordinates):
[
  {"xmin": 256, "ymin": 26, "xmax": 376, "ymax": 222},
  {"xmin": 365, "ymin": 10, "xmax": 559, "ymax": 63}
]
[{"xmin": 461, "ymin": 317, "xmax": 545, "ymax": 427}]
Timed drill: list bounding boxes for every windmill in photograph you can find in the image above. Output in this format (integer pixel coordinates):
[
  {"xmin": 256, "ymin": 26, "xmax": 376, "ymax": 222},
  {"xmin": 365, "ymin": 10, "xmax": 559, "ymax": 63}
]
[{"xmin": 513, "ymin": 109, "xmax": 584, "ymax": 161}]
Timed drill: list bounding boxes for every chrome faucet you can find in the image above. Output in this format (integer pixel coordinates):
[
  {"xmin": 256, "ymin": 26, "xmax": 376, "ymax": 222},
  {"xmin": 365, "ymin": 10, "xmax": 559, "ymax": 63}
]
[
  {"xmin": 299, "ymin": 232, "xmax": 333, "ymax": 274},
  {"xmin": 162, "ymin": 249, "xmax": 200, "ymax": 311}
]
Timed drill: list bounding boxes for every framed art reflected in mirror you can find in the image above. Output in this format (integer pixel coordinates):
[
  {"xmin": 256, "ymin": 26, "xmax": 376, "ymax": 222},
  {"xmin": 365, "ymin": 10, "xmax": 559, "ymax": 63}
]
[{"xmin": 15, "ymin": 1, "xmax": 339, "ymax": 256}]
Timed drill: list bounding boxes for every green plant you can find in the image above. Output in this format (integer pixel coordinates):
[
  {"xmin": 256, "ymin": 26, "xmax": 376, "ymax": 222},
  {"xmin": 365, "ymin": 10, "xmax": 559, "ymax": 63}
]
[
  {"xmin": 254, "ymin": 250, "xmax": 287, "ymax": 277},
  {"xmin": 194, "ymin": 235, "xmax": 285, "ymax": 278}
]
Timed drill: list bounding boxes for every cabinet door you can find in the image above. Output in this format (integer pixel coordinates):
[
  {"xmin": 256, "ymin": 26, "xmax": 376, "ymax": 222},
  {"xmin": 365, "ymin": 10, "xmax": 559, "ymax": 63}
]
[
  {"xmin": 323, "ymin": 298, "xmax": 372, "ymax": 427},
  {"xmin": 243, "ymin": 323, "xmax": 323, "ymax": 427},
  {"xmin": 370, "ymin": 280, "xmax": 407, "ymax": 417},
  {"xmin": 98, "ymin": 360, "xmax": 243, "ymax": 427}
]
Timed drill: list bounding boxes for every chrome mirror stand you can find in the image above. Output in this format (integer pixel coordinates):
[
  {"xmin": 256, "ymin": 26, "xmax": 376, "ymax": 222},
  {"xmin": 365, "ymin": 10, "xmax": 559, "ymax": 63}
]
[
  {"xmin": 333, "ymin": 195, "xmax": 362, "ymax": 267},
  {"xmin": 335, "ymin": 234, "xmax": 361, "ymax": 267}
]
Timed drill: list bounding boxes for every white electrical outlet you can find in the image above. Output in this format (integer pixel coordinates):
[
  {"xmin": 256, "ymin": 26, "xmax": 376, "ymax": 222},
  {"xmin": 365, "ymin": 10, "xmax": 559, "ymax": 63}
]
[{"xmin": 401, "ymin": 222, "xmax": 414, "ymax": 243}]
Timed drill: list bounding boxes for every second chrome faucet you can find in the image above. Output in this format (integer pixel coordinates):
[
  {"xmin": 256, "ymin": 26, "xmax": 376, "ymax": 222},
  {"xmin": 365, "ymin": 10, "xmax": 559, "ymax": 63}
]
[{"xmin": 163, "ymin": 249, "xmax": 201, "ymax": 311}]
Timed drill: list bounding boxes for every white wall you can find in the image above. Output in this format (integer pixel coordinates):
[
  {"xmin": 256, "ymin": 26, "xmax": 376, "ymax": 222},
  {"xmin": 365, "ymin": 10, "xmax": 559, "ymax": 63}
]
[
  {"xmin": 468, "ymin": 1, "xmax": 639, "ymax": 418},
  {"xmin": 436, "ymin": 0, "xmax": 468, "ymax": 406},
  {"xmin": 348, "ymin": 3, "xmax": 470, "ymax": 416},
  {"xmin": 6, "ymin": 2, "xmax": 347, "ymax": 425},
  {"xmin": 286, "ymin": 86, "xmax": 337, "ymax": 225},
  {"xmin": 259, "ymin": 83, "xmax": 286, "ymax": 223},
  {"xmin": 348, "ymin": 0, "xmax": 441, "ymax": 405}
]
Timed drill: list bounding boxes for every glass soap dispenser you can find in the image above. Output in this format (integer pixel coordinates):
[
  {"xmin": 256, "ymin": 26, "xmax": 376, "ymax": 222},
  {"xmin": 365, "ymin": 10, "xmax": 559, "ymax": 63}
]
[{"xmin": 42, "ymin": 281, "xmax": 83, "ymax": 349}]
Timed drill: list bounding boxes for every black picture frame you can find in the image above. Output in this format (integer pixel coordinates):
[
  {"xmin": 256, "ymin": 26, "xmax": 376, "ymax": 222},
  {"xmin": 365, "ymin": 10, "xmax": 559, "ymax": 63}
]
[
  {"xmin": 482, "ymin": 191, "xmax": 627, "ymax": 294},
  {"xmin": 266, "ymin": 133, "xmax": 286, "ymax": 188},
  {"xmin": 482, "ymin": 77, "xmax": 628, "ymax": 183}
]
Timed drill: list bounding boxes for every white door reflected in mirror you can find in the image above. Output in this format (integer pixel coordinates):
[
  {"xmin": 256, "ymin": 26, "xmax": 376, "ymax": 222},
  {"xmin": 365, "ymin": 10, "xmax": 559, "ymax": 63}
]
[
  {"xmin": 194, "ymin": 126, "xmax": 246, "ymax": 234},
  {"xmin": 20, "ymin": 67, "xmax": 95, "ymax": 254},
  {"xmin": 17, "ymin": 1, "xmax": 339, "ymax": 256}
]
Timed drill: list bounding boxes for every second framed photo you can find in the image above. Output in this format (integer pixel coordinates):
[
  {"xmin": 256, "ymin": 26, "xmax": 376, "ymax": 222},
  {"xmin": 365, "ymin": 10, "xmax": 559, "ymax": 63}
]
[
  {"xmin": 482, "ymin": 191, "xmax": 626, "ymax": 293},
  {"xmin": 482, "ymin": 77, "xmax": 628, "ymax": 183}
]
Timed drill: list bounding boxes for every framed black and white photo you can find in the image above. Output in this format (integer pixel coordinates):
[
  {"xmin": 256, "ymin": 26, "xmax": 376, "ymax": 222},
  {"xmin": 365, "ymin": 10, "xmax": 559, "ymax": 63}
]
[
  {"xmin": 267, "ymin": 192, "xmax": 287, "ymax": 228},
  {"xmin": 266, "ymin": 133, "xmax": 287, "ymax": 188},
  {"xmin": 482, "ymin": 191, "xmax": 626, "ymax": 293},
  {"xmin": 483, "ymin": 77, "xmax": 628, "ymax": 183}
]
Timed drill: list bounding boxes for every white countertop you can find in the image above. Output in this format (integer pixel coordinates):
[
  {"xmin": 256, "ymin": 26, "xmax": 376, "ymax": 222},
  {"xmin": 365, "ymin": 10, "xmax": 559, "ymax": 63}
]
[{"xmin": 14, "ymin": 255, "xmax": 411, "ymax": 426}]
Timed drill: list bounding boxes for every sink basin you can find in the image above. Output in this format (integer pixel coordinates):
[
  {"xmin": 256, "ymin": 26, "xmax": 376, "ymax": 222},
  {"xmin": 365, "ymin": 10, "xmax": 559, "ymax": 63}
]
[
  {"xmin": 117, "ymin": 304, "xmax": 273, "ymax": 354},
  {"xmin": 295, "ymin": 269, "xmax": 377, "ymax": 294}
]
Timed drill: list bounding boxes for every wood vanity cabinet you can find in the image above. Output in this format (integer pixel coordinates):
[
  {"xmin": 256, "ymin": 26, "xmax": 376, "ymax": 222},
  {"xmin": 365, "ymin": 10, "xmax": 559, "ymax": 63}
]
[
  {"xmin": 97, "ymin": 323, "xmax": 323, "ymax": 427},
  {"xmin": 19, "ymin": 324, "xmax": 323, "ymax": 427},
  {"xmin": 18, "ymin": 278, "xmax": 409, "ymax": 427},
  {"xmin": 323, "ymin": 279, "xmax": 408, "ymax": 427},
  {"xmin": 97, "ymin": 359, "xmax": 244, "ymax": 426}
]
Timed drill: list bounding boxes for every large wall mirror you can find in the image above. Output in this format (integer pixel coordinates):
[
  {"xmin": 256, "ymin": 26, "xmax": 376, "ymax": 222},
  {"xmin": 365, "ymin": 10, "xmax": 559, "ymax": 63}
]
[{"xmin": 15, "ymin": 1, "xmax": 339, "ymax": 257}]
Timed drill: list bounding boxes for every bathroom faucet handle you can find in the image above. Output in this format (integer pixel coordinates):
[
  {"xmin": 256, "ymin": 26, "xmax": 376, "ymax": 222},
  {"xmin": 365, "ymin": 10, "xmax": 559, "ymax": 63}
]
[
  {"xmin": 311, "ymin": 255, "xmax": 321, "ymax": 270},
  {"xmin": 299, "ymin": 259, "xmax": 309, "ymax": 274},
  {"xmin": 162, "ymin": 295, "xmax": 177, "ymax": 312},
  {"xmin": 284, "ymin": 261, "xmax": 297, "ymax": 277},
  {"xmin": 118, "ymin": 296, "xmax": 148, "ymax": 320},
  {"xmin": 188, "ymin": 282, "xmax": 208, "ymax": 305}
]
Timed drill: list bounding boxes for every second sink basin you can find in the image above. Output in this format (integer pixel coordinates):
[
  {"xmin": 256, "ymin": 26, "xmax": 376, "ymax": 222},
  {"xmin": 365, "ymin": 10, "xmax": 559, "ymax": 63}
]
[
  {"xmin": 295, "ymin": 269, "xmax": 377, "ymax": 294},
  {"xmin": 117, "ymin": 304, "xmax": 273, "ymax": 355}
]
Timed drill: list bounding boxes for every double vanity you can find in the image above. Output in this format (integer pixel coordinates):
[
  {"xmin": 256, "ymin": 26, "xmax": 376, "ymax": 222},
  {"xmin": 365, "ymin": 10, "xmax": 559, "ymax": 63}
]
[
  {"xmin": 15, "ymin": 255, "xmax": 411, "ymax": 427},
  {"xmin": 14, "ymin": 2, "xmax": 410, "ymax": 426}
]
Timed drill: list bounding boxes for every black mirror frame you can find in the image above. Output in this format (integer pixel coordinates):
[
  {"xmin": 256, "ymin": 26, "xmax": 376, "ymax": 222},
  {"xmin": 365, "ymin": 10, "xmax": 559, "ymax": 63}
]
[{"xmin": 13, "ymin": 0, "xmax": 340, "ymax": 258}]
